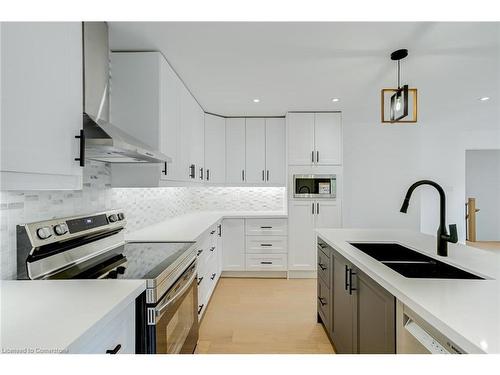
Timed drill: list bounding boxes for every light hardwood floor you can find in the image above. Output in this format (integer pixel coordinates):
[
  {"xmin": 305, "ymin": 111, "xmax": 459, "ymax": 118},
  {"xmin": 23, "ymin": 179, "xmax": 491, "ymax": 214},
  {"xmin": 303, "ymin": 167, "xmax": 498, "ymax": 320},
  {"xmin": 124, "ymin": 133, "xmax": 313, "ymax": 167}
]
[
  {"xmin": 466, "ymin": 241, "xmax": 500, "ymax": 251},
  {"xmin": 195, "ymin": 277, "xmax": 335, "ymax": 354}
]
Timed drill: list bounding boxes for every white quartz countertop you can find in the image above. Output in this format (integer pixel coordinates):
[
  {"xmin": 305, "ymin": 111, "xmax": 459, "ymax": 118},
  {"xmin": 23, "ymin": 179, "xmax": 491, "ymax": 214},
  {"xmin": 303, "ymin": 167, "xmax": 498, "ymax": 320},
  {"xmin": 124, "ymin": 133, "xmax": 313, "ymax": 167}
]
[
  {"xmin": 315, "ymin": 228, "xmax": 500, "ymax": 354},
  {"xmin": 126, "ymin": 211, "xmax": 287, "ymax": 243},
  {"xmin": 0, "ymin": 280, "xmax": 145, "ymax": 353}
]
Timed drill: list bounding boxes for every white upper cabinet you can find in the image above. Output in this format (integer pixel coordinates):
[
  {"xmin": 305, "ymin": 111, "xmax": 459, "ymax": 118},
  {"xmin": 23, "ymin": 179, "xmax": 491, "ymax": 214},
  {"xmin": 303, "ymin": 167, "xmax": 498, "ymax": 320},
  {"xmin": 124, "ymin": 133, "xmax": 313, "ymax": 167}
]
[
  {"xmin": 287, "ymin": 112, "xmax": 342, "ymax": 166},
  {"xmin": 204, "ymin": 114, "xmax": 226, "ymax": 184},
  {"xmin": 265, "ymin": 118, "xmax": 286, "ymax": 185},
  {"xmin": 226, "ymin": 118, "xmax": 246, "ymax": 184},
  {"xmin": 314, "ymin": 113, "xmax": 342, "ymax": 165},
  {"xmin": 245, "ymin": 118, "xmax": 266, "ymax": 183},
  {"xmin": 287, "ymin": 113, "xmax": 315, "ymax": 166},
  {"xmin": 0, "ymin": 22, "xmax": 83, "ymax": 190}
]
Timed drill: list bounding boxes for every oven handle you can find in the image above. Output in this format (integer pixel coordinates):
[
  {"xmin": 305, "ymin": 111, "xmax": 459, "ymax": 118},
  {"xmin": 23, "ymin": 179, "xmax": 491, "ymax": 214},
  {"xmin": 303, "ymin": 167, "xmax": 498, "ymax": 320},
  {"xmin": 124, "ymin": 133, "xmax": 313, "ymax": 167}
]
[{"xmin": 155, "ymin": 271, "xmax": 197, "ymax": 317}]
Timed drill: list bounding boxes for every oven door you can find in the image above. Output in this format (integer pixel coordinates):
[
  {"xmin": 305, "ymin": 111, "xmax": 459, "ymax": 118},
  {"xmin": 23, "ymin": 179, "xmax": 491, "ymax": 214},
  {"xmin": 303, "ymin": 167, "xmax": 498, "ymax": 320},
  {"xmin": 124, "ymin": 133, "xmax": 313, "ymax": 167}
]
[{"xmin": 153, "ymin": 261, "xmax": 198, "ymax": 354}]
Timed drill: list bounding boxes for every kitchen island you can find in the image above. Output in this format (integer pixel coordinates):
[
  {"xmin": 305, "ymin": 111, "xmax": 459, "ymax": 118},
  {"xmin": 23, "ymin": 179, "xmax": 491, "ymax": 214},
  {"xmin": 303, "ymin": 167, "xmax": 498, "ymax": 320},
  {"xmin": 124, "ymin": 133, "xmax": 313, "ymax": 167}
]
[{"xmin": 315, "ymin": 228, "xmax": 500, "ymax": 354}]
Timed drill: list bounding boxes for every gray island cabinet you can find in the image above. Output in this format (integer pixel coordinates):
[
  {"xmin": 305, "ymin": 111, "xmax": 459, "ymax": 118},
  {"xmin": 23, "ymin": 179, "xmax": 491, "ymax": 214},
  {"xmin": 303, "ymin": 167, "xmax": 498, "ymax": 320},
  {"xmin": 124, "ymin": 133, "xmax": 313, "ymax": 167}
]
[{"xmin": 317, "ymin": 237, "xmax": 395, "ymax": 354}]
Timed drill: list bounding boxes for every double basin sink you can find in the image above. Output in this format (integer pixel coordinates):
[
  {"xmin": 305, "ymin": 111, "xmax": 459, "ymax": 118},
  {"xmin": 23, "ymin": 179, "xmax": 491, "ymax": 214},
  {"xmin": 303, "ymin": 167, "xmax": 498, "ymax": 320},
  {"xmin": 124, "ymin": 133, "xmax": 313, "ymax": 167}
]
[{"xmin": 349, "ymin": 242, "xmax": 484, "ymax": 280}]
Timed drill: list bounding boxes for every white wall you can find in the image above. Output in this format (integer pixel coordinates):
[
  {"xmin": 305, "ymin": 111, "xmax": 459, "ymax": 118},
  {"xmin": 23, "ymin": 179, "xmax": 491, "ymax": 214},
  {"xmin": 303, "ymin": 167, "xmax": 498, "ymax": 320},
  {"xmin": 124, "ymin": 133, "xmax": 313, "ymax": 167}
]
[{"xmin": 466, "ymin": 149, "xmax": 500, "ymax": 241}]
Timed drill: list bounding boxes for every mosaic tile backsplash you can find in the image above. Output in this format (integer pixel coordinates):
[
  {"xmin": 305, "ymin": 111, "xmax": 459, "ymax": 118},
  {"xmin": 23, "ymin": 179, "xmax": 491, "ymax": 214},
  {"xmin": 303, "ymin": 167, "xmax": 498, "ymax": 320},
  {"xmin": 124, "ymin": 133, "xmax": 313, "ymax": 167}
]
[{"xmin": 0, "ymin": 161, "xmax": 285, "ymax": 279}]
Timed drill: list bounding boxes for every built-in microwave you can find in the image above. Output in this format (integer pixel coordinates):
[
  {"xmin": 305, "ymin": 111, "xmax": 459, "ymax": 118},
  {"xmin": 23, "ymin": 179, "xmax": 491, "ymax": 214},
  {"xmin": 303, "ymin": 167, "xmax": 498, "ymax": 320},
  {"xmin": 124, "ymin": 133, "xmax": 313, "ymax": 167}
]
[{"xmin": 293, "ymin": 174, "xmax": 336, "ymax": 199}]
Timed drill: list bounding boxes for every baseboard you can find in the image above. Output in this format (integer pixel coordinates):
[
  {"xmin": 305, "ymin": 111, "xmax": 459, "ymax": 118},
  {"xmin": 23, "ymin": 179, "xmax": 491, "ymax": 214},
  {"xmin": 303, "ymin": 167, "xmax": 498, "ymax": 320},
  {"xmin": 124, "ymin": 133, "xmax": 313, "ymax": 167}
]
[
  {"xmin": 221, "ymin": 271, "xmax": 287, "ymax": 279},
  {"xmin": 287, "ymin": 270, "xmax": 317, "ymax": 279}
]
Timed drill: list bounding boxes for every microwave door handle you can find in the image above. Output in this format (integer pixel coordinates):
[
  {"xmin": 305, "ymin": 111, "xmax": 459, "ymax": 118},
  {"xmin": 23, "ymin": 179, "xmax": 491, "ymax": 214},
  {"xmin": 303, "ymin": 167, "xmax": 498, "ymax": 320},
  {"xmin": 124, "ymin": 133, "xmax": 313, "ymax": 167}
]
[{"xmin": 155, "ymin": 271, "xmax": 197, "ymax": 317}]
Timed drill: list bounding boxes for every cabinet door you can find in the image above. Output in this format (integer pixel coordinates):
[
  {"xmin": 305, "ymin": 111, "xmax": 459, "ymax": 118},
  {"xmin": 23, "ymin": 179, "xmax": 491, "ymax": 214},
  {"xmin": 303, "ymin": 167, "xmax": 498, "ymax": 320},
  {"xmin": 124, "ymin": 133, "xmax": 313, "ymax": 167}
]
[
  {"xmin": 315, "ymin": 201, "xmax": 342, "ymax": 229},
  {"xmin": 314, "ymin": 113, "xmax": 342, "ymax": 165},
  {"xmin": 193, "ymin": 103, "xmax": 205, "ymax": 182},
  {"xmin": 356, "ymin": 271, "xmax": 395, "ymax": 354},
  {"xmin": 221, "ymin": 219, "xmax": 245, "ymax": 271},
  {"xmin": 288, "ymin": 201, "xmax": 316, "ymax": 270},
  {"xmin": 332, "ymin": 254, "xmax": 355, "ymax": 353},
  {"xmin": 287, "ymin": 113, "xmax": 315, "ymax": 165},
  {"xmin": 265, "ymin": 118, "xmax": 286, "ymax": 185},
  {"xmin": 180, "ymin": 85, "xmax": 194, "ymax": 180},
  {"xmin": 161, "ymin": 57, "xmax": 181, "ymax": 180},
  {"xmin": 245, "ymin": 118, "xmax": 266, "ymax": 183},
  {"xmin": 1, "ymin": 22, "xmax": 83, "ymax": 190},
  {"xmin": 204, "ymin": 114, "xmax": 226, "ymax": 183},
  {"xmin": 225, "ymin": 118, "xmax": 246, "ymax": 183}
]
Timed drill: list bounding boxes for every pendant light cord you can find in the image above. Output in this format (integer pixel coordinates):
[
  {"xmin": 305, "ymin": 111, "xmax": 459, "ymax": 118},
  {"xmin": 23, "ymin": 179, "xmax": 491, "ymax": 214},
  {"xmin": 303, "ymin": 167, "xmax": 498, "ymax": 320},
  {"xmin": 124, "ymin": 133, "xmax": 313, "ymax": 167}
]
[{"xmin": 397, "ymin": 60, "xmax": 401, "ymax": 89}]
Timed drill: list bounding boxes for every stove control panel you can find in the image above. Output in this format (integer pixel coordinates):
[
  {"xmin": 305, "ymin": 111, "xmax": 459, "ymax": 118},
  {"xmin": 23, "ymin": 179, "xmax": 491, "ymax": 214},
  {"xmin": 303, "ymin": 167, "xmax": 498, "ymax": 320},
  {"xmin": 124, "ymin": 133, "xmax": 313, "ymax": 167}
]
[{"xmin": 36, "ymin": 227, "xmax": 52, "ymax": 240}]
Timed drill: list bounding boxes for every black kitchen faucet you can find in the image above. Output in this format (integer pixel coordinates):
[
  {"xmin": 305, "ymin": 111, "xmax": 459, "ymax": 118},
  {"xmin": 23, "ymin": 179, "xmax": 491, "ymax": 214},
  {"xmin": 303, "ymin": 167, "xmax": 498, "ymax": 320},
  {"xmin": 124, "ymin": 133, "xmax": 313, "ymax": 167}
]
[{"xmin": 400, "ymin": 180, "xmax": 458, "ymax": 257}]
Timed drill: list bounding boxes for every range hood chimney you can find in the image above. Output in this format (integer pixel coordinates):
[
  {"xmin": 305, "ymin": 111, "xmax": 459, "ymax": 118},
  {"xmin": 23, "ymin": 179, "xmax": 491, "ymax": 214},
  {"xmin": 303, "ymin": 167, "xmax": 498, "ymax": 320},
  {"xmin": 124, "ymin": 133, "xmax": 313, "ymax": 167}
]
[{"xmin": 82, "ymin": 22, "xmax": 171, "ymax": 164}]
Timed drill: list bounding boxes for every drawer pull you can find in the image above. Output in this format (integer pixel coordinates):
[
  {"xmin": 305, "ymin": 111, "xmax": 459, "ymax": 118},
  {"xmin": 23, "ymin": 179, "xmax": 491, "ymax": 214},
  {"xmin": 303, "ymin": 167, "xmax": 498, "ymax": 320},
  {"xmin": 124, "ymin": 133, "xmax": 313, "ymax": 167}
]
[
  {"xmin": 197, "ymin": 249, "xmax": 203, "ymax": 256},
  {"xmin": 106, "ymin": 344, "xmax": 121, "ymax": 354},
  {"xmin": 198, "ymin": 304, "xmax": 204, "ymax": 315},
  {"xmin": 318, "ymin": 297, "xmax": 327, "ymax": 307},
  {"xmin": 210, "ymin": 273, "xmax": 216, "ymax": 280},
  {"xmin": 197, "ymin": 276, "xmax": 204, "ymax": 286},
  {"xmin": 318, "ymin": 263, "xmax": 327, "ymax": 271},
  {"xmin": 210, "ymin": 230, "xmax": 216, "ymax": 235},
  {"xmin": 260, "ymin": 261, "xmax": 273, "ymax": 265},
  {"xmin": 260, "ymin": 226, "xmax": 273, "ymax": 229},
  {"xmin": 260, "ymin": 243, "xmax": 273, "ymax": 247},
  {"xmin": 210, "ymin": 246, "xmax": 215, "ymax": 252}
]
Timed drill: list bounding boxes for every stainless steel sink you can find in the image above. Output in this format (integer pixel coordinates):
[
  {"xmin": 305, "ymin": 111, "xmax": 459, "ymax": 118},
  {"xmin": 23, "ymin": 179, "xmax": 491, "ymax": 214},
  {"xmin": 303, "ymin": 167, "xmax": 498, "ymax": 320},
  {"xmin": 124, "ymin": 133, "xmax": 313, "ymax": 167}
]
[{"xmin": 349, "ymin": 242, "xmax": 484, "ymax": 280}]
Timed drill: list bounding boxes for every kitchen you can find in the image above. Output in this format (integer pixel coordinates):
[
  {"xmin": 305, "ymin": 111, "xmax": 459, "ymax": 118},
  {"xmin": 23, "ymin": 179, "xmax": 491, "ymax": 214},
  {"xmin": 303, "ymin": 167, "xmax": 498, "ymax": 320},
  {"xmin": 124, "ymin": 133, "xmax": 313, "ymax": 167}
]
[{"xmin": 1, "ymin": 1, "xmax": 500, "ymax": 371}]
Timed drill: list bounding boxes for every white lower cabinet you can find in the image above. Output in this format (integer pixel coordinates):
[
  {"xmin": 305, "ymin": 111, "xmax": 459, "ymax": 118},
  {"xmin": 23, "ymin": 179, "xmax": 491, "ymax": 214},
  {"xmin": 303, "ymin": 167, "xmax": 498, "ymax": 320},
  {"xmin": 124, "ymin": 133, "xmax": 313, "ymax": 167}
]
[
  {"xmin": 246, "ymin": 253, "xmax": 287, "ymax": 271},
  {"xmin": 196, "ymin": 221, "xmax": 222, "ymax": 319},
  {"xmin": 67, "ymin": 301, "xmax": 135, "ymax": 354},
  {"xmin": 221, "ymin": 219, "xmax": 246, "ymax": 271}
]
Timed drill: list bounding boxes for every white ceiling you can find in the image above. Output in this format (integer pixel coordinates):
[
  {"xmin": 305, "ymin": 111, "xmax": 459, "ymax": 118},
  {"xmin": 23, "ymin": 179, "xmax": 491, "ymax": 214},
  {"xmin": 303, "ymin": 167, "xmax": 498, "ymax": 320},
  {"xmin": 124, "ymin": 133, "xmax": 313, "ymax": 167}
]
[{"xmin": 108, "ymin": 22, "xmax": 500, "ymax": 118}]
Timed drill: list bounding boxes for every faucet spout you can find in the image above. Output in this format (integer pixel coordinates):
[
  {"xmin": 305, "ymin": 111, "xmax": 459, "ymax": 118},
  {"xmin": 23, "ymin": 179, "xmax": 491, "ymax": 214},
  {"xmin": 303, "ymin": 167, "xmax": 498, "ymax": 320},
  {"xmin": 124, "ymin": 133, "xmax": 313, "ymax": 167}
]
[{"xmin": 400, "ymin": 180, "xmax": 457, "ymax": 256}]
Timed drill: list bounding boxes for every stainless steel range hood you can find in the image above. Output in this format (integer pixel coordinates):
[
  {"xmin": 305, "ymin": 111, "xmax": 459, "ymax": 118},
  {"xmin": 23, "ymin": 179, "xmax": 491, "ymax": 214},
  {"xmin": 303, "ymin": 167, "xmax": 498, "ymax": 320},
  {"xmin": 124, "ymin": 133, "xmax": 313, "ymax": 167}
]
[{"xmin": 82, "ymin": 22, "xmax": 171, "ymax": 164}]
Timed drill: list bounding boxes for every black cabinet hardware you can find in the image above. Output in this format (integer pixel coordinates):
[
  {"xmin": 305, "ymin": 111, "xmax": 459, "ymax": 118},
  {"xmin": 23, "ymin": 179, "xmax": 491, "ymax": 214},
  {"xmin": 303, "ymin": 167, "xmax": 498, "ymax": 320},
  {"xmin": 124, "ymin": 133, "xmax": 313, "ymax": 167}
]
[
  {"xmin": 206, "ymin": 169, "xmax": 210, "ymax": 181},
  {"xmin": 311, "ymin": 150, "xmax": 314, "ymax": 163},
  {"xmin": 210, "ymin": 230, "xmax": 216, "ymax": 235},
  {"xmin": 217, "ymin": 224, "xmax": 222, "ymax": 237},
  {"xmin": 105, "ymin": 344, "xmax": 121, "ymax": 354},
  {"xmin": 345, "ymin": 265, "xmax": 349, "ymax": 291},
  {"xmin": 210, "ymin": 273, "xmax": 216, "ymax": 280},
  {"xmin": 318, "ymin": 297, "xmax": 327, "ymax": 306},
  {"xmin": 317, "ymin": 202, "xmax": 320, "ymax": 214},
  {"xmin": 260, "ymin": 261, "xmax": 272, "ymax": 265},
  {"xmin": 267, "ymin": 170, "xmax": 269, "ymax": 181},
  {"xmin": 74, "ymin": 129, "xmax": 85, "ymax": 167},
  {"xmin": 348, "ymin": 268, "xmax": 357, "ymax": 295},
  {"xmin": 198, "ymin": 304, "xmax": 204, "ymax": 314},
  {"xmin": 200, "ymin": 167, "xmax": 204, "ymax": 180},
  {"xmin": 317, "ymin": 151, "xmax": 319, "ymax": 163},
  {"xmin": 210, "ymin": 246, "xmax": 215, "ymax": 252},
  {"xmin": 197, "ymin": 276, "xmax": 204, "ymax": 285},
  {"xmin": 189, "ymin": 164, "xmax": 195, "ymax": 179},
  {"xmin": 242, "ymin": 169, "xmax": 245, "ymax": 181},
  {"xmin": 260, "ymin": 226, "xmax": 272, "ymax": 229},
  {"xmin": 260, "ymin": 243, "xmax": 272, "ymax": 247},
  {"xmin": 318, "ymin": 263, "xmax": 327, "ymax": 271},
  {"xmin": 196, "ymin": 249, "xmax": 203, "ymax": 256},
  {"xmin": 262, "ymin": 170, "xmax": 265, "ymax": 181},
  {"xmin": 162, "ymin": 162, "xmax": 168, "ymax": 176},
  {"xmin": 312, "ymin": 202, "xmax": 315, "ymax": 214}
]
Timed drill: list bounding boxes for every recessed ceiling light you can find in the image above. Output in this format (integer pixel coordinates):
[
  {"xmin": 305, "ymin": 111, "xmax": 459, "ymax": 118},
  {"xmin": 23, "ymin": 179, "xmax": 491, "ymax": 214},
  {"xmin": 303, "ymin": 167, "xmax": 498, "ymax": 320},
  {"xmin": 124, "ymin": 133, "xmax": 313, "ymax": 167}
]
[
  {"xmin": 479, "ymin": 97, "xmax": 490, "ymax": 101},
  {"xmin": 253, "ymin": 98, "xmax": 260, "ymax": 103},
  {"xmin": 332, "ymin": 98, "xmax": 340, "ymax": 102}
]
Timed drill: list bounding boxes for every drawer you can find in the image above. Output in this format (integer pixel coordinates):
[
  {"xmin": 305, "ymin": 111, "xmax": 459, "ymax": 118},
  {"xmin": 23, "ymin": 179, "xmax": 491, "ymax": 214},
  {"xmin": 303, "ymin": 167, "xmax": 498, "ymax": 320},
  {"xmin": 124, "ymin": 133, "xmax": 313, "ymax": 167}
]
[
  {"xmin": 245, "ymin": 218, "xmax": 287, "ymax": 236},
  {"xmin": 317, "ymin": 247, "xmax": 331, "ymax": 285},
  {"xmin": 246, "ymin": 235, "xmax": 287, "ymax": 254},
  {"xmin": 68, "ymin": 302, "xmax": 135, "ymax": 354},
  {"xmin": 317, "ymin": 278, "xmax": 331, "ymax": 331},
  {"xmin": 245, "ymin": 253, "xmax": 287, "ymax": 271}
]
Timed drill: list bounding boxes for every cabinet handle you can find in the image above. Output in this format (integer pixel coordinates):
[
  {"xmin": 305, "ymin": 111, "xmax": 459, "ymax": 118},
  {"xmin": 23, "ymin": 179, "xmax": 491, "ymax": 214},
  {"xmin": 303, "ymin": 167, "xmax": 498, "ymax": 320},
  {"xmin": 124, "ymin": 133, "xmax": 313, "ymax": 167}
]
[
  {"xmin": 206, "ymin": 169, "xmax": 210, "ymax": 181},
  {"xmin": 197, "ymin": 249, "xmax": 203, "ymax": 256},
  {"xmin": 105, "ymin": 344, "xmax": 121, "ymax": 354},
  {"xmin": 317, "ymin": 202, "xmax": 320, "ymax": 214},
  {"xmin": 210, "ymin": 273, "xmax": 216, "ymax": 280},
  {"xmin": 260, "ymin": 261, "xmax": 273, "ymax": 265},
  {"xmin": 200, "ymin": 167, "xmax": 204, "ymax": 180},
  {"xmin": 348, "ymin": 268, "xmax": 357, "ymax": 295},
  {"xmin": 260, "ymin": 226, "xmax": 272, "ymax": 229},
  {"xmin": 267, "ymin": 170, "xmax": 269, "ymax": 181},
  {"xmin": 260, "ymin": 243, "xmax": 272, "ymax": 247},
  {"xmin": 345, "ymin": 265, "xmax": 349, "ymax": 291},
  {"xmin": 74, "ymin": 129, "xmax": 85, "ymax": 167},
  {"xmin": 197, "ymin": 276, "xmax": 204, "ymax": 286},
  {"xmin": 317, "ymin": 151, "xmax": 319, "ymax": 163},
  {"xmin": 210, "ymin": 246, "xmax": 215, "ymax": 252},
  {"xmin": 318, "ymin": 263, "xmax": 327, "ymax": 271},
  {"xmin": 312, "ymin": 202, "xmax": 315, "ymax": 215},
  {"xmin": 162, "ymin": 162, "xmax": 168, "ymax": 176},
  {"xmin": 311, "ymin": 150, "xmax": 315, "ymax": 163},
  {"xmin": 189, "ymin": 164, "xmax": 195, "ymax": 179},
  {"xmin": 262, "ymin": 170, "xmax": 265, "ymax": 181},
  {"xmin": 242, "ymin": 170, "xmax": 245, "ymax": 181},
  {"xmin": 210, "ymin": 230, "xmax": 216, "ymax": 235},
  {"xmin": 318, "ymin": 297, "xmax": 327, "ymax": 306},
  {"xmin": 198, "ymin": 304, "xmax": 204, "ymax": 315},
  {"xmin": 218, "ymin": 224, "xmax": 222, "ymax": 237}
]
